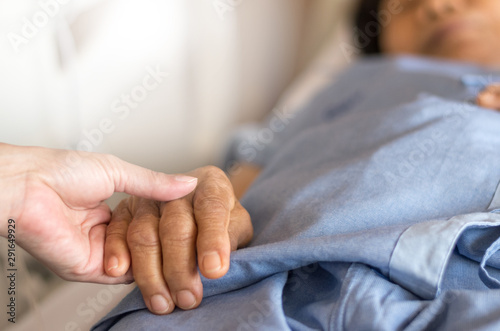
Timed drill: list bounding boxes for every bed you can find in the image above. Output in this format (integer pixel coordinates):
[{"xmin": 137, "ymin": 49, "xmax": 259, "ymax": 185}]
[{"xmin": 92, "ymin": 56, "xmax": 500, "ymax": 330}]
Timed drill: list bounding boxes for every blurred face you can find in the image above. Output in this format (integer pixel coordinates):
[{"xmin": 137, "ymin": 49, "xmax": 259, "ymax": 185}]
[{"xmin": 379, "ymin": 0, "xmax": 500, "ymax": 66}]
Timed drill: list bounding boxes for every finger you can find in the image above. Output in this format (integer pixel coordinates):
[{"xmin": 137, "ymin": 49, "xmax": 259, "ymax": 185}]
[
  {"xmin": 84, "ymin": 201, "xmax": 112, "ymax": 226},
  {"xmin": 127, "ymin": 198, "xmax": 173, "ymax": 315},
  {"xmin": 104, "ymin": 199, "xmax": 132, "ymax": 277},
  {"xmin": 193, "ymin": 167, "xmax": 235, "ymax": 279},
  {"xmin": 65, "ymin": 204, "xmax": 131, "ymax": 284},
  {"xmin": 108, "ymin": 155, "xmax": 198, "ymax": 201},
  {"xmin": 159, "ymin": 199, "xmax": 202, "ymax": 310},
  {"xmin": 85, "ymin": 223, "xmax": 134, "ymax": 284},
  {"xmin": 227, "ymin": 201, "xmax": 253, "ymax": 251}
]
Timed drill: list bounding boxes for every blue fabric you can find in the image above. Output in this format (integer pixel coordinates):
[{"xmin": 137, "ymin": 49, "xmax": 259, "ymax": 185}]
[{"xmin": 93, "ymin": 56, "xmax": 500, "ymax": 330}]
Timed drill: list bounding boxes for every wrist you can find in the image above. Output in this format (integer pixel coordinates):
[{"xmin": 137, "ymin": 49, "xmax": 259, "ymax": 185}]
[{"xmin": 0, "ymin": 143, "xmax": 31, "ymax": 237}]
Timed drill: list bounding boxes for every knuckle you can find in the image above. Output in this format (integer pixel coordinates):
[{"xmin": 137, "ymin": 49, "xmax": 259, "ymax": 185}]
[
  {"xmin": 161, "ymin": 201, "xmax": 191, "ymax": 217},
  {"xmin": 112, "ymin": 198, "xmax": 129, "ymax": 214},
  {"xmin": 194, "ymin": 166, "xmax": 235, "ymax": 209},
  {"xmin": 102, "ymin": 153, "xmax": 120, "ymax": 168},
  {"xmin": 105, "ymin": 229, "xmax": 126, "ymax": 243},
  {"xmin": 201, "ymin": 167, "xmax": 232, "ymax": 189},
  {"xmin": 160, "ymin": 219, "xmax": 197, "ymax": 247},
  {"xmin": 194, "ymin": 196, "xmax": 228, "ymax": 214},
  {"xmin": 164, "ymin": 230, "xmax": 197, "ymax": 248},
  {"xmin": 106, "ymin": 218, "xmax": 128, "ymax": 235},
  {"xmin": 163, "ymin": 266, "xmax": 193, "ymax": 281},
  {"xmin": 202, "ymin": 165, "xmax": 226, "ymax": 177},
  {"xmin": 135, "ymin": 199, "xmax": 160, "ymax": 216},
  {"xmin": 134, "ymin": 274, "xmax": 160, "ymax": 289},
  {"xmin": 144, "ymin": 170, "xmax": 166, "ymax": 192},
  {"xmin": 197, "ymin": 180, "xmax": 226, "ymax": 197},
  {"xmin": 236, "ymin": 203, "xmax": 251, "ymax": 220},
  {"xmin": 127, "ymin": 225, "xmax": 160, "ymax": 248}
]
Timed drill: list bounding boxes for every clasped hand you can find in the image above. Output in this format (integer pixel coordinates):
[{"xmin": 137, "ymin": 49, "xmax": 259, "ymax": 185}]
[{"xmin": 104, "ymin": 166, "xmax": 253, "ymax": 314}]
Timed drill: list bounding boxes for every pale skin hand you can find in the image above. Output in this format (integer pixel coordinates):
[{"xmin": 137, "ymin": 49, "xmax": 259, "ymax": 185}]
[
  {"xmin": 104, "ymin": 165, "xmax": 253, "ymax": 314},
  {"xmin": 0, "ymin": 143, "xmax": 197, "ymax": 284}
]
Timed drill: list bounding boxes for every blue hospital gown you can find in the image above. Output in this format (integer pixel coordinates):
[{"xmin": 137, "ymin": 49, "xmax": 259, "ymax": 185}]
[{"xmin": 93, "ymin": 56, "xmax": 500, "ymax": 331}]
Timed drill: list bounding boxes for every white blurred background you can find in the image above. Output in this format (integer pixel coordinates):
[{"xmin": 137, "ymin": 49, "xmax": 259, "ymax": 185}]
[{"xmin": 0, "ymin": 0, "xmax": 355, "ymax": 329}]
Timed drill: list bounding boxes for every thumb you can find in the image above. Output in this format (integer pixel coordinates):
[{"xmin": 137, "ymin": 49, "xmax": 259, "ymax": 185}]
[{"xmin": 111, "ymin": 157, "xmax": 197, "ymax": 201}]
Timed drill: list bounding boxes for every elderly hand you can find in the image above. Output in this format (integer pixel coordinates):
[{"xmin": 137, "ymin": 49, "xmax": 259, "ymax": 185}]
[
  {"xmin": 0, "ymin": 143, "xmax": 197, "ymax": 284},
  {"xmin": 476, "ymin": 83, "xmax": 500, "ymax": 111},
  {"xmin": 104, "ymin": 166, "xmax": 253, "ymax": 314}
]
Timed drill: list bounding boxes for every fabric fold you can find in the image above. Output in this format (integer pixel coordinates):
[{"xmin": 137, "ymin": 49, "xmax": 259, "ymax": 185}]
[
  {"xmin": 479, "ymin": 235, "xmax": 500, "ymax": 289},
  {"xmin": 389, "ymin": 213, "xmax": 500, "ymax": 299},
  {"xmin": 488, "ymin": 181, "xmax": 500, "ymax": 211}
]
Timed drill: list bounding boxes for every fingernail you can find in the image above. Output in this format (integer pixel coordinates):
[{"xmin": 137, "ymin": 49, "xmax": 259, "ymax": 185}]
[
  {"xmin": 175, "ymin": 175, "xmax": 198, "ymax": 183},
  {"xmin": 176, "ymin": 290, "xmax": 196, "ymax": 309},
  {"xmin": 107, "ymin": 256, "xmax": 119, "ymax": 271},
  {"xmin": 150, "ymin": 295, "xmax": 170, "ymax": 314},
  {"xmin": 203, "ymin": 252, "xmax": 222, "ymax": 274}
]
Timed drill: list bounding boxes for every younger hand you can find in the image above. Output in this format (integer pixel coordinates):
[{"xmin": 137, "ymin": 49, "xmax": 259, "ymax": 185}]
[{"xmin": 1, "ymin": 145, "xmax": 197, "ymax": 284}]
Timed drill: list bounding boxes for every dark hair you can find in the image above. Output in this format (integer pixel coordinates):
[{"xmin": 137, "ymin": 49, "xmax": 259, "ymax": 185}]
[{"xmin": 354, "ymin": 0, "xmax": 382, "ymax": 54}]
